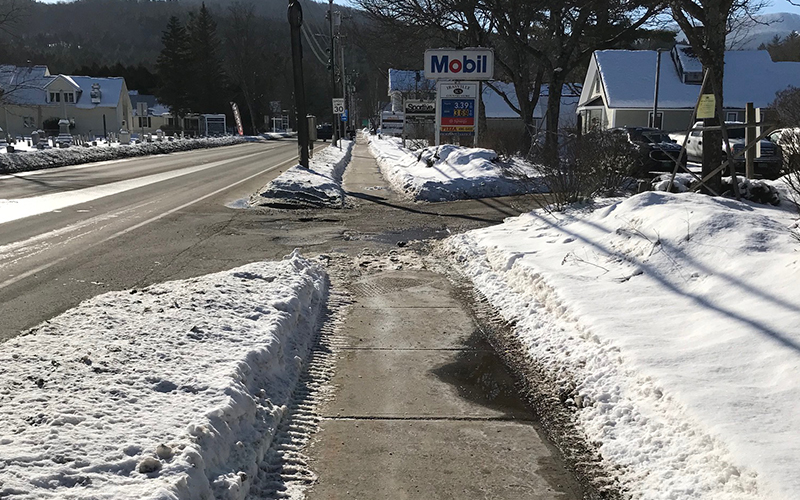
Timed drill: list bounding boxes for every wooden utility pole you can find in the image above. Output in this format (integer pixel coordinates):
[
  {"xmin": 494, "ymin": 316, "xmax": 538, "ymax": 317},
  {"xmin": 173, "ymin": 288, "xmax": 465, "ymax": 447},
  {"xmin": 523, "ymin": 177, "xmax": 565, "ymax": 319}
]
[
  {"xmin": 288, "ymin": 0, "xmax": 309, "ymax": 168},
  {"xmin": 745, "ymin": 102, "xmax": 755, "ymax": 179}
]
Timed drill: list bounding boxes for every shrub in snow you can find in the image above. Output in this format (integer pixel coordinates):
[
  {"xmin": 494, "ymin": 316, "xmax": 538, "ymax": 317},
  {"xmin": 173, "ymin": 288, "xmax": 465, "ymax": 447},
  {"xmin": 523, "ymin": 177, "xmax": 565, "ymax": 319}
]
[
  {"xmin": 528, "ymin": 130, "xmax": 640, "ymax": 210},
  {"xmin": 0, "ymin": 136, "xmax": 247, "ymax": 174},
  {"xmin": 652, "ymin": 173, "xmax": 780, "ymax": 206}
]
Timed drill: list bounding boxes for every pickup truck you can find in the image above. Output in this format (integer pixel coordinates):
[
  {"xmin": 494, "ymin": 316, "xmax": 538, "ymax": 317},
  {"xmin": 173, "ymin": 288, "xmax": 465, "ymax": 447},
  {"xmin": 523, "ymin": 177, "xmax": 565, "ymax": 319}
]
[{"xmin": 685, "ymin": 121, "xmax": 781, "ymax": 179}]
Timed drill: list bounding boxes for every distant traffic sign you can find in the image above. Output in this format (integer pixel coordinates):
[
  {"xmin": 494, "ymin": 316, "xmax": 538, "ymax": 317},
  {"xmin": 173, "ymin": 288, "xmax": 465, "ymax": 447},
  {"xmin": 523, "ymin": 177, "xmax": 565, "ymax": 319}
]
[
  {"xmin": 341, "ymin": 109, "xmax": 348, "ymax": 122},
  {"xmin": 332, "ymin": 98, "xmax": 345, "ymax": 115}
]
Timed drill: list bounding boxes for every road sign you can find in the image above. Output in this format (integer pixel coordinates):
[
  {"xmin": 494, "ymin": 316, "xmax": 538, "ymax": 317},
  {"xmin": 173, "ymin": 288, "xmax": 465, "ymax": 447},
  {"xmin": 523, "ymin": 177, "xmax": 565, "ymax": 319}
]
[
  {"xmin": 332, "ymin": 98, "xmax": 345, "ymax": 115},
  {"xmin": 341, "ymin": 109, "xmax": 348, "ymax": 122},
  {"xmin": 425, "ymin": 48, "xmax": 494, "ymax": 80}
]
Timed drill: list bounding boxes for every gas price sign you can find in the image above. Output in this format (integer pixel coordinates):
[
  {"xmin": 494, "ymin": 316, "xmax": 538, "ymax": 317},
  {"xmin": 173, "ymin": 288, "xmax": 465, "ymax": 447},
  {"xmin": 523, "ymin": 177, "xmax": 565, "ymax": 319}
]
[{"xmin": 440, "ymin": 99, "xmax": 475, "ymax": 135}]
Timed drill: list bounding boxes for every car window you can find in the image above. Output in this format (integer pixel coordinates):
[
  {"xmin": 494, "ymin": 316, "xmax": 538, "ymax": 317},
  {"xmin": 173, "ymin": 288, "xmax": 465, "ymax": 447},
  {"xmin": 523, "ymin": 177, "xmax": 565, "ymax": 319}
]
[{"xmin": 690, "ymin": 130, "xmax": 701, "ymax": 137}]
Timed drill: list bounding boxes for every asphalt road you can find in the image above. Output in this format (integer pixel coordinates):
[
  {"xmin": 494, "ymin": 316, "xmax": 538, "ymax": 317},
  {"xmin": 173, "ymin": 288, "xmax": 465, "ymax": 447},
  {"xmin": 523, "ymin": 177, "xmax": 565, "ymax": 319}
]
[{"xmin": 0, "ymin": 141, "xmax": 306, "ymax": 341}]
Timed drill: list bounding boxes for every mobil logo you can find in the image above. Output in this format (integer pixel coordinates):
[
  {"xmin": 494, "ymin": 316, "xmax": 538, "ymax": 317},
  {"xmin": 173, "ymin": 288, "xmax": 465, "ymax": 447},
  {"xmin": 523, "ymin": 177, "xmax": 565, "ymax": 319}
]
[{"xmin": 424, "ymin": 48, "xmax": 494, "ymax": 80}]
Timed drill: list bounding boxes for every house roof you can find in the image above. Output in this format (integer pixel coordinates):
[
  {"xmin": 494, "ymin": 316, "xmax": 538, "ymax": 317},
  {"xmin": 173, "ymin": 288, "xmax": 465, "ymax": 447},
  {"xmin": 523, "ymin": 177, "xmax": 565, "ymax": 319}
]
[
  {"xmin": 44, "ymin": 75, "xmax": 80, "ymax": 91},
  {"xmin": 0, "ymin": 65, "xmax": 51, "ymax": 106},
  {"xmin": 128, "ymin": 92, "xmax": 169, "ymax": 116},
  {"xmin": 590, "ymin": 48, "xmax": 800, "ymax": 109},
  {"xmin": 0, "ymin": 66, "xmax": 125, "ymax": 109},
  {"xmin": 482, "ymin": 82, "xmax": 582, "ymax": 119}
]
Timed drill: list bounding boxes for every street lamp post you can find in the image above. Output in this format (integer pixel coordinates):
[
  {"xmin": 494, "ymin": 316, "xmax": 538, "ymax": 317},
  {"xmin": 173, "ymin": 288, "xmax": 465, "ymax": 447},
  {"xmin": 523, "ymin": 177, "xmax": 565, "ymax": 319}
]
[{"xmin": 288, "ymin": 0, "xmax": 309, "ymax": 168}]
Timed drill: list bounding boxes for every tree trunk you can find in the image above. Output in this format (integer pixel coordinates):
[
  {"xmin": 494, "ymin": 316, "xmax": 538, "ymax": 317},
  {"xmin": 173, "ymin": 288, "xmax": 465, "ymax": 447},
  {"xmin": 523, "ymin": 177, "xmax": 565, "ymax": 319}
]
[
  {"xmin": 543, "ymin": 71, "xmax": 565, "ymax": 166},
  {"xmin": 700, "ymin": 12, "xmax": 727, "ymax": 196}
]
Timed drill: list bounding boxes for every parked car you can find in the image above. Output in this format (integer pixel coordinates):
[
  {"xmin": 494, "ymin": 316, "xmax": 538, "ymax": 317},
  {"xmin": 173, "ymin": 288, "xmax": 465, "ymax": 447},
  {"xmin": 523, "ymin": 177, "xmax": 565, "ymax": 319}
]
[
  {"xmin": 611, "ymin": 126, "xmax": 685, "ymax": 175},
  {"xmin": 685, "ymin": 121, "xmax": 782, "ymax": 179},
  {"xmin": 316, "ymin": 124, "xmax": 333, "ymax": 142}
]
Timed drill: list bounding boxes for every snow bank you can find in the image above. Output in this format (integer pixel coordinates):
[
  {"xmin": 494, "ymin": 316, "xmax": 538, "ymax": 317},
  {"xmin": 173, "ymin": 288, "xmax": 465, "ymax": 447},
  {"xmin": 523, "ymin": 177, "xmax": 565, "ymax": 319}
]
[
  {"xmin": 441, "ymin": 191, "xmax": 800, "ymax": 499},
  {"xmin": 367, "ymin": 135, "xmax": 543, "ymax": 201},
  {"xmin": 0, "ymin": 136, "xmax": 248, "ymax": 175},
  {"xmin": 0, "ymin": 252, "xmax": 328, "ymax": 500},
  {"xmin": 250, "ymin": 140, "xmax": 353, "ymax": 208}
]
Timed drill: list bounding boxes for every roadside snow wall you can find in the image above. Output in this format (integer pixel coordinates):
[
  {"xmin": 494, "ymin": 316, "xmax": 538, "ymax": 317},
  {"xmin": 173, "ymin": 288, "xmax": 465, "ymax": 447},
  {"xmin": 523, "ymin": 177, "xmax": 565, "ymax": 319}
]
[
  {"xmin": 0, "ymin": 252, "xmax": 328, "ymax": 500},
  {"xmin": 0, "ymin": 136, "xmax": 248, "ymax": 175},
  {"xmin": 250, "ymin": 140, "xmax": 354, "ymax": 208}
]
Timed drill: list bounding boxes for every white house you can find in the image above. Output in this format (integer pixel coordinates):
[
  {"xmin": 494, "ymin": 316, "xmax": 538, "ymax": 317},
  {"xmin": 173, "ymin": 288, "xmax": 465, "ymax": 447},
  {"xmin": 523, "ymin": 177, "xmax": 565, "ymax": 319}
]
[
  {"xmin": 0, "ymin": 65, "xmax": 132, "ymax": 138},
  {"xmin": 577, "ymin": 45, "xmax": 800, "ymax": 133}
]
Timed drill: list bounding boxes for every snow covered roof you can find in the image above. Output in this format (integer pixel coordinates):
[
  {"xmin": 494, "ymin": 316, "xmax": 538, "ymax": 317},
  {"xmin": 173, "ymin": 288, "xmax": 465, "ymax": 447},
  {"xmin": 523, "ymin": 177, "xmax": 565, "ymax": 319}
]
[
  {"xmin": 44, "ymin": 74, "xmax": 80, "ymax": 91},
  {"xmin": 70, "ymin": 76, "xmax": 125, "ymax": 109},
  {"xmin": 0, "ymin": 65, "xmax": 51, "ymax": 106},
  {"xmin": 129, "ymin": 92, "xmax": 169, "ymax": 116},
  {"xmin": 388, "ymin": 68, "xmax": 435, "ymax": 94},
  {"xmin": 0, "ymin": 66, "xmax": 125, "ymax": 109},
  {"xmin": 590, "ymin": 48, "xmax": 800, "ymax": 109},
  {"xmin": 482, "ymin": 82, "xmax": 582, "ymax": 119}
]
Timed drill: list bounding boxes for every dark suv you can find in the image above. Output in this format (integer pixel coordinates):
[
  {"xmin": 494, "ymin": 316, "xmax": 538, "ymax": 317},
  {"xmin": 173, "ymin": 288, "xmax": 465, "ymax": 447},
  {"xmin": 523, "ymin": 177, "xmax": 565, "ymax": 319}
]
[
  {"xmin": 316, "ymin": 124, "xmax": 333, "ymax": 142},
  {"xmin": 611, "ymin": 127, "xmax": 684, "ymax": 174}
]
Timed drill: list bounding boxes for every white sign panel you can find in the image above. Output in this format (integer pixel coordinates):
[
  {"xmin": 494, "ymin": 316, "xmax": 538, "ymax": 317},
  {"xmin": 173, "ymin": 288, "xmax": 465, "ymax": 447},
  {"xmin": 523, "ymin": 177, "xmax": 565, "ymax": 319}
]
[
  {"xmin": 404, "ymin": 99, "xmax": 436, "ymax": 116},
  {"xmin": 424, "ymin": 48, "xmax": 494, "ymax": 80},
  {"xmin": 438, "ymin": 82, "xmax": 478, "ymax": 98},
  {"xmin": 332, "ymin": 98, "xmax": 345, "ymax": 115},
  {"xmin": 380, "ymin": 111, "xmax": 405, "ymax": 137}
]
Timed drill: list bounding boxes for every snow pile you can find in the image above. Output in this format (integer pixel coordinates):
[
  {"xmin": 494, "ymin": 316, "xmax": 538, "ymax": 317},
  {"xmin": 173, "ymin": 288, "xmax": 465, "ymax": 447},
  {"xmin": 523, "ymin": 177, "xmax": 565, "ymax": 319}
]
[
  {"xmin": 258, "ymin": 132, "xmax": 295, "ymax": 141},
  {"xmin": 441, "ymin": 191, "xmax": 800, "ymax": 499},
  {"xmin": 0, "ymin": 136, "xmax": 248, "ymax": 175},
  {"xmin": 250, "ymin": 140, "xmax": 353, "ymax": 208},
  {"xmin": 367, "ymin": 135, "xmax": 543, "ymax": 201},
  {"xmin": 0, "ymin": 252, "xmax": 328, "ymax": 500}
]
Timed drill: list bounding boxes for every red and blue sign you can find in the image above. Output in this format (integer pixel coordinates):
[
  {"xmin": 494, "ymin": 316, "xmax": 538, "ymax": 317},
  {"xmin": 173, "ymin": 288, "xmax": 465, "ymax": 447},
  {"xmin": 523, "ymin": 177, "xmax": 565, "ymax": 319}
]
[
  {"xmin": 440, "ymin": 99, "xmax": 475, "ymax": 135},
  {"xmin": 425, "ymin": 48, "xmax": 494, "ymax": 80}
]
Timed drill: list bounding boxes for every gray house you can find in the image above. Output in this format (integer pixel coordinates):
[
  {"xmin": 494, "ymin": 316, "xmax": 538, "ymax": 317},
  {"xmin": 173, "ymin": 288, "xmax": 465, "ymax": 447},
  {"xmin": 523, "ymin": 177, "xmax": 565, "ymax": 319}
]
[
  {"xmin": 577, "ymin": 45, "xmax": 800, "ymax": 133},
  {"xmin": 0, "ymin": 65, "xmax": 132, "ymax": 137}
]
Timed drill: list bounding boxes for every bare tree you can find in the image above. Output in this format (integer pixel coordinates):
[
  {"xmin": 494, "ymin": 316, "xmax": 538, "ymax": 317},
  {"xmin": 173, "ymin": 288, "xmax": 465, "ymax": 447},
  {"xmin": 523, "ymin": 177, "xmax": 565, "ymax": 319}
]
[
  {"xmin": 669, "ymin": 0, "xmax": 766, "ymax": 194},
  {"xmin": 223, "ymin": 2, "xmax": 266, "ymax": 134},
  {"xmin": 357, "ymin": 0, "xmax": 664, "ymax": 161}
]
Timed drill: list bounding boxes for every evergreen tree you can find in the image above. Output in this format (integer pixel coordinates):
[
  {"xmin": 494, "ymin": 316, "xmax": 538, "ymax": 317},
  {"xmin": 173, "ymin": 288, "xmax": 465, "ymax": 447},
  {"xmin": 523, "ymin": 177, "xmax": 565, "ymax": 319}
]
[
  {"xmin": 155, "ymin": 16, "xmax": 192, "ymax": 123},
  {"xmin": 186, "ymin": 3, "xmax": 228, "ymax": 114}
]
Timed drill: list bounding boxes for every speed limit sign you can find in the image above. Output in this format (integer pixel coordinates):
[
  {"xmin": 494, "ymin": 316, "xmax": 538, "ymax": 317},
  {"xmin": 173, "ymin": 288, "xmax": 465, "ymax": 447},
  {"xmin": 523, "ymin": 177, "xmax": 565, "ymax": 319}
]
[{"xmin": 332, "ymin": 98, "xmax": 345, "ymax": 115}]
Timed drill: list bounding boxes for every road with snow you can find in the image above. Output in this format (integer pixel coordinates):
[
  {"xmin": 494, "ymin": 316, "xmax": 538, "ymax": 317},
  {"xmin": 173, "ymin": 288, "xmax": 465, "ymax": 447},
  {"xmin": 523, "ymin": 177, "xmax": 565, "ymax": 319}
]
[{"xmin": 0, "ymin": 141, "xmax": 306, "ymax": 341}]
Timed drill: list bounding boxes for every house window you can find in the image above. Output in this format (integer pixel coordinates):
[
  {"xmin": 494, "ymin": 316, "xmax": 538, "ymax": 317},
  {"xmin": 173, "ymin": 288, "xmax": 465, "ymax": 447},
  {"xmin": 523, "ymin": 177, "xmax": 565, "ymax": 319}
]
[
  {"xmin": 594, "ymin": 76, "xmax": 601, "ymax": 94},
  {"xmin": 23, "ymin": 117, "xmax": 35, "ymax": 128},
  {"xmin": 726, "ymin": 112, "xmax": 739, "ymax": 122},
  {"xmin": 65, "ymin": 92, "xmax": 75, "ymax": 103},
  {"xmin": 49, "ymin": 92, "xmax": 60, "ymax": 103},
  {"xmin": 138, "ymin": 116, "xmax": 151, "ymax": 128},
  {"xmin": 648, "ymin": 111, "xmax": 663, "ymax": 129}
]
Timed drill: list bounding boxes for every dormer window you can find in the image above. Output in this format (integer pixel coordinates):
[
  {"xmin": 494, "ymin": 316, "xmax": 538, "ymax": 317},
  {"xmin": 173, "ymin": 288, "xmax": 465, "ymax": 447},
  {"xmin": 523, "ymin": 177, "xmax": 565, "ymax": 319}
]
[
  {"xmin": 49, "ymin": 92, "xmax": 60, "ymax": 103},
  {"xmin": 65, "ymin": 92, "xmax": 75, "ymax": 103}
]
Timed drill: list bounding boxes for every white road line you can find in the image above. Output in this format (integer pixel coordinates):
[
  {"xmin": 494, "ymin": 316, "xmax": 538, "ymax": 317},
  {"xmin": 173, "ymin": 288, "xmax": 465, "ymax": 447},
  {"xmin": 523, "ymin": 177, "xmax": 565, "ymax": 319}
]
[
  {"xmin": 0, "ymin": 150, "xmax": 269, "ymax": 225},
  {"xmin": 0, "ymin": 155, "xmax": 296, "ymax": 291}
]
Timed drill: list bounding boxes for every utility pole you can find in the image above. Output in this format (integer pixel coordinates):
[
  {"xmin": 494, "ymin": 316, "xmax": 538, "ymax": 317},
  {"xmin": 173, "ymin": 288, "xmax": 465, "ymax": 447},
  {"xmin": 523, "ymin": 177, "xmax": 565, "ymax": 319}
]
[
  {"xmin": 651, "ymin": 49, "xmax": 662, "ymax": 129},
  {"xmin": 328, "ymin": 0, "xmax": 339, "ymax": 146},
  {"xmin": 339, "ymin": 31, "xmax": 346, "ymax": 138},
  {"xmin": 288, "ymin": 0, "xmax": 309, "ymax": 168}
]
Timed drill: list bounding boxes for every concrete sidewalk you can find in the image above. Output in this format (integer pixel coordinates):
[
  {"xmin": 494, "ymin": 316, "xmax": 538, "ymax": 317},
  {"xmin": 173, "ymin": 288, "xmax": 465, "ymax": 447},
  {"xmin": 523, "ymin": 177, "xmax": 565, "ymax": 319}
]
[{"xmin": 302, "ymin": 136, "xmax": 583, "ymax": 499}]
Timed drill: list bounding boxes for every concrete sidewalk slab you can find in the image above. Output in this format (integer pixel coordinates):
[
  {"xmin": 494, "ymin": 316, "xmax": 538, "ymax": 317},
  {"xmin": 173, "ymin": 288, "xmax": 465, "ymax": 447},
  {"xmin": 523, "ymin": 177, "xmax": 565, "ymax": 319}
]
[
  {"xmin": 342, "ymin": 305, "xmax": 472, "ymax": 350},
  {"xmin": 303, "ymin": 264, "xmax": 583, "ymax": 499},
  {"xmin": 306, "ymin": 419, "xmax": 576, "ymax": 500}
]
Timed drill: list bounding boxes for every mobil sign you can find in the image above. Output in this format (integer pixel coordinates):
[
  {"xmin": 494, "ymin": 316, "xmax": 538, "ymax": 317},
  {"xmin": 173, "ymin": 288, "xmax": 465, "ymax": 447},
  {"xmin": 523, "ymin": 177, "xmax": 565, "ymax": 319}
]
[{"xmin": 424, "ymin": 48, "xmax": 494, "ymax": 80}]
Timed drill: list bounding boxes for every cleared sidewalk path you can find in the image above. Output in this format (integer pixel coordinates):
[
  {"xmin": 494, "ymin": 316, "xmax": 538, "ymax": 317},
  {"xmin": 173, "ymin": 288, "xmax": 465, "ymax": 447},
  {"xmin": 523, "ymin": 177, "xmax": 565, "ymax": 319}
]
[
  {"xmin": 304, "ymin": 269, "xmax": 582, "ymax": 499},
  {"xmin": 300, "ymin": 137, "xmax": 583, "ymax": 499}
]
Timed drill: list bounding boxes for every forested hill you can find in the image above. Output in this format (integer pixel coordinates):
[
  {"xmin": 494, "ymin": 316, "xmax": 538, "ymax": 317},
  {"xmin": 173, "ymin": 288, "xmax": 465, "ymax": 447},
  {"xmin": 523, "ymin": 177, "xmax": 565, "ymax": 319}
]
[{"xmin": 0, "ymin": 0, "xmax": 334, "ymax": 72}]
